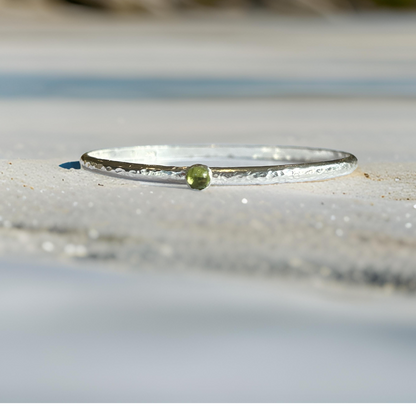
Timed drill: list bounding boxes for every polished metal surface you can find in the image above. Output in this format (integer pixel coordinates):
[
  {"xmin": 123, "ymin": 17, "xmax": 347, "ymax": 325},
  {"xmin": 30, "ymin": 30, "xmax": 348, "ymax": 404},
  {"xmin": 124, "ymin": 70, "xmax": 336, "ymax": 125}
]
[{"xmin": 80, "ymin": 144, "xmax": 358, "ymax": 186}]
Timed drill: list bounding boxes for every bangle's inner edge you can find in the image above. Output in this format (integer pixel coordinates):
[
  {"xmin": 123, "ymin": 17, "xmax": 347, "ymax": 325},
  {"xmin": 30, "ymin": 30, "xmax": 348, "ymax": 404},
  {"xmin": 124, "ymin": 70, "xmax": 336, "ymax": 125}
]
[{"xmin": 88, "ymin": 145, "xmax": 347, "ymax": 167}]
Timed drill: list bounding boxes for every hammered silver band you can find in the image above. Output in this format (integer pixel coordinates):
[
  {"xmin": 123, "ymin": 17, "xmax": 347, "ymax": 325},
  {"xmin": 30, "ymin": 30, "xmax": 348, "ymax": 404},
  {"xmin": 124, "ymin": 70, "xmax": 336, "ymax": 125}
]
[{"xmin": 80, "ymin": 144, "xmax": 358, "ymax": 186}]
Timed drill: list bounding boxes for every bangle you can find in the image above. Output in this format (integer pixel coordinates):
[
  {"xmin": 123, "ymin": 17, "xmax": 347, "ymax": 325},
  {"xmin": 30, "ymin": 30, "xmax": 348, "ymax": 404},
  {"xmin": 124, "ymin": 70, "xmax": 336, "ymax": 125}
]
[{"xmin": 80, "ymin": 144, "xmax": 358, "ymax": 191}]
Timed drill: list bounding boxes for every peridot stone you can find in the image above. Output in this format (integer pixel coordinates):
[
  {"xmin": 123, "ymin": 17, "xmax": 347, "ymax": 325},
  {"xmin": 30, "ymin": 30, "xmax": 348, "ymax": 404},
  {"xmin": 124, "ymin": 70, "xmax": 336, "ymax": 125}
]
[{"xmin": 186, "ymin": 164, "xmax": 212, "ymax": 190}]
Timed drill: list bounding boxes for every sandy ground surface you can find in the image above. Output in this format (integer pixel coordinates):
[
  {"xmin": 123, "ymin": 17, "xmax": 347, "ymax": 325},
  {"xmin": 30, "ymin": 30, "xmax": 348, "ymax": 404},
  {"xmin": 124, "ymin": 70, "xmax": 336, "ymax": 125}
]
[{"xmin": 0, "ymin": 13, "xmax": 416, "ymax": 402}]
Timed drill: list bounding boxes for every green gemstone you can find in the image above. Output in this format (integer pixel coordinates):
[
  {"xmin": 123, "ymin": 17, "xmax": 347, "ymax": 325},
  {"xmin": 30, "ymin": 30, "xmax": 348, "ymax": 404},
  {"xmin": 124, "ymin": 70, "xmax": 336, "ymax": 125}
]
[{"xmin": 186, "ymin": 164, "xmax": 212, "ymax": 190}]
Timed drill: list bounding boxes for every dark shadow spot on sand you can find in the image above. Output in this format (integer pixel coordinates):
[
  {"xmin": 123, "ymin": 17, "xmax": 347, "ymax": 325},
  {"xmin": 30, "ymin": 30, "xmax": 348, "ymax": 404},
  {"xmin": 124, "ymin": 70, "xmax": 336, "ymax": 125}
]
[{"xmin": 60, "ymin": 161, "xmax": 81, "ymax": 170}]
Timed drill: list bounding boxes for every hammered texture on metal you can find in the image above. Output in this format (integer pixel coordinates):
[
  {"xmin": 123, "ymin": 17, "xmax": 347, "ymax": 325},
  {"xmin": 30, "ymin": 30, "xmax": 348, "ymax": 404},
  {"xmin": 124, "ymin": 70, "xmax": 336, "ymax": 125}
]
[{"xmin": 80, "ymin": 145, "xmax": 357, "ymax": 186}]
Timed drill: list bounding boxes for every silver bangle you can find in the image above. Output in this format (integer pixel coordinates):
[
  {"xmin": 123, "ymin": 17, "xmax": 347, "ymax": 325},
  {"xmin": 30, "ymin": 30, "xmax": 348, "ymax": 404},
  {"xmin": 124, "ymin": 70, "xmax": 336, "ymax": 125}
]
[{"xmin": 80, "ymin": 144, "xmax": 358, "ymax": 190}]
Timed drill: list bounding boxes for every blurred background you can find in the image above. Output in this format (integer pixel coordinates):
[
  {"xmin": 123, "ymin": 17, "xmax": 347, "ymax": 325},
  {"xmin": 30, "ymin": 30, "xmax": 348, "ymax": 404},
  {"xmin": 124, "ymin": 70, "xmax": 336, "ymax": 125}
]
[
  {"xmin": 1, "ymin": 0, "xmax": 416, "ymax": 14},
  {"xmin": 1, "ymin": 0, "xmax": 416, "ymax": 404}
]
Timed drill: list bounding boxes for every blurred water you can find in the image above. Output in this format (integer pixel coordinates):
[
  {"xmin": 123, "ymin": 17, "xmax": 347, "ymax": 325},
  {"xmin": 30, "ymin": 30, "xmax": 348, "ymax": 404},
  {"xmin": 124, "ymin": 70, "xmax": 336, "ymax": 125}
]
[{"xmin": 2, "ymin": 73, "xmax": 416, "ymax": 99}]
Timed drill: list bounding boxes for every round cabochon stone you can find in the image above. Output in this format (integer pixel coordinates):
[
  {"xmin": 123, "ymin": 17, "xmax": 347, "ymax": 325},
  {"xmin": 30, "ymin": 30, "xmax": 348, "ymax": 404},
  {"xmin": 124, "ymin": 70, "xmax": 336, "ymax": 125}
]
[{"xmin": 186, "ymin": 164, "xmax": 212, "ymax": 190}]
